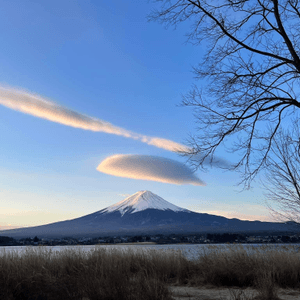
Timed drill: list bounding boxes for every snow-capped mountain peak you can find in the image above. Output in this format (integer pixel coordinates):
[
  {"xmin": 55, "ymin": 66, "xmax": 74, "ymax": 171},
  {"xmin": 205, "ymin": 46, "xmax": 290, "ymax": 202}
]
[{"xmin": 100, "ymin": 190, "xmax": 189, "ymax": 216}]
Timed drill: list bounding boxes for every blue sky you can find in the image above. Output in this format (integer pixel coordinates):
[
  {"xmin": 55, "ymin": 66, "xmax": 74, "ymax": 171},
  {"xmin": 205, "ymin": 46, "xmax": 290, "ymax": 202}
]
[{"xmin": 0, "ymin": 0, "xmax": 279, "ymax": 230}]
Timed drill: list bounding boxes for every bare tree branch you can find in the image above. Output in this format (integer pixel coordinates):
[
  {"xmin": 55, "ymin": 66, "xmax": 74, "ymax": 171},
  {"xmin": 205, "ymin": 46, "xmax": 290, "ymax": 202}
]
[
  {"xmin": 149, "ymin": 0, "xmax": 300, "ymax": 188},
  {"xmin": 263, "ymin": 124, "xmax": 300, "ymax": 224}
]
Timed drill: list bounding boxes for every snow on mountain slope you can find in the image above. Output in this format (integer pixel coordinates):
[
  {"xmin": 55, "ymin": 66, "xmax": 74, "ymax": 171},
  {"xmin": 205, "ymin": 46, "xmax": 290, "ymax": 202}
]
[{"xmin": 100, "ymin": 190, "xmax": 190, "ymax": 216}]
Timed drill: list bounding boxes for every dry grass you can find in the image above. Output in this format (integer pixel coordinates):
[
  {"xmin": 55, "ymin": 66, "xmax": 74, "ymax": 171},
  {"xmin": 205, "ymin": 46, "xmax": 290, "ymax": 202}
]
[
  {"xmin": 196, "ymin": 244, "xmax": 300, "ymax": 290},
  {"xmin": 0, "ymin": 244, "xmax": 300, "ymax": 299},
  {"xmin": 0, "ymin": 246, "xmax": 174, "ymax": 300}
]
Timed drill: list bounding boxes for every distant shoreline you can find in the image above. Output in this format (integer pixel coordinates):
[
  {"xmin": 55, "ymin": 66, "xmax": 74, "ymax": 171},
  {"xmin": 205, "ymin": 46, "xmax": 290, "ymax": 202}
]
[
  {"xmin": 96, "ymin": 242, "xmax": 157, "ymax": 246},
  {"xmin": 2, "ymin": 241, "xmax": 300, "ymax": 247}
]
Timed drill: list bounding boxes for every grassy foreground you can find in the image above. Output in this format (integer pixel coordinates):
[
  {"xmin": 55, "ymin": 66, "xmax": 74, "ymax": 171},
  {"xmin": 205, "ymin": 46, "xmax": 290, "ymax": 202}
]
[{"xmin": 0, "ymin": 244, "xmax": 300, "ymax": 299}]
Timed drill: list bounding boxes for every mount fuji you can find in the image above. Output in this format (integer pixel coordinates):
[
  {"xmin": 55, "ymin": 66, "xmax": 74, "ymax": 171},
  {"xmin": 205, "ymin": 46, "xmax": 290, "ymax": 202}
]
[
  {"xmin": 100, "ymin": 190, "xmax": 190, "ymax": 216},
  {"xmin": 1, "ymin": 190, "xmax": 298, "ymax": 238}
]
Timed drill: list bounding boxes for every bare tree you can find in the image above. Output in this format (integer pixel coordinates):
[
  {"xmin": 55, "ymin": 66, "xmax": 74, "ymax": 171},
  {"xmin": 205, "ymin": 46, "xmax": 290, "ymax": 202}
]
[
  {"xmin": 149, "ymin": 0, "xmax": 300, "ymax": 187},
  {"xmin": 263, "ymin": 124, "xmax": 300, "ymax": 224}
]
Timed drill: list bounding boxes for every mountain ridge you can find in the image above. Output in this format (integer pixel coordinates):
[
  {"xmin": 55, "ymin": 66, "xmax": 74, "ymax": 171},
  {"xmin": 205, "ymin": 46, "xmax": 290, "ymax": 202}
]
[{"xmin": 1, "ymin": 190, "xmax": 299, "ymax": 238}]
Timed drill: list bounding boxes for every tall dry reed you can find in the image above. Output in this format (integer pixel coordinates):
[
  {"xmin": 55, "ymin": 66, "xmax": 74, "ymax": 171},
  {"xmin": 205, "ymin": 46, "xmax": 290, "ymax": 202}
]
[
  {"xmin": 0, "ymin": 246, "xmax": 177, "ymax": 300},
  {"xmin": 196, "ymin": 244, "xmax": 300, "ymax": 289},
  {"xmin": 1, "ymin": 244, "xmax": 300, "ymax": 300}
]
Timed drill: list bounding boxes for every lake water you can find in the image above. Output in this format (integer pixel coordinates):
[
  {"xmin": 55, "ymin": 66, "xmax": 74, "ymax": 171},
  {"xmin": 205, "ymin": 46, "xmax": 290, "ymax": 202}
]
[{"xmin": 1, "ymin": 243, "xmax": 300, "ymax": 261}]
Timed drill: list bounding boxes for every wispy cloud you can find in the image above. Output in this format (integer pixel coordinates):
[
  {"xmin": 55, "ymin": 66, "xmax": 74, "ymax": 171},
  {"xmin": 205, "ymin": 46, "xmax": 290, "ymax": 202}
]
[
  {"xmin": 189, "ymin": 153, "xmax": 232, "ymax": 168},
  {"xmin": 118, "ymin": 193, "xmax": 131, "ymax": 198},
  {"xmin": 97, "ymin": 154, "xmax": 205, "ymax": 186},
  {"xmin": 0, "ymin": 223, "xmax": 23, "ymax": 230},
  {"xmin": 0, "ymin": 86, "xmax": 230, "ymax": 174},
  {"xmin": 0, "ymin": 86, "xmax": 189, "ymax": 152}
]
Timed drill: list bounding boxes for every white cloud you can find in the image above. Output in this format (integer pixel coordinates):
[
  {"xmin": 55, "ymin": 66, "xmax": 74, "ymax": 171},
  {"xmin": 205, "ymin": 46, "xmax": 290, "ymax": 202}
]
[
  {"xmin": 97, "ymin": 154, "xmax": 205, "ymax": 186},
  {"xmin": 0, "ymin": 86, "xmax": 189, "ymax": 152},
  {"xmin": 118, "ymin": 193, "xmax": 131, "ymax": 198},
  {"xmin": 0, "ymin": 85, "xmax": 230, "ymax": 173},
  {"xmin": 141, "ymin": 137, "xmax": 189, "ymax": 152}
]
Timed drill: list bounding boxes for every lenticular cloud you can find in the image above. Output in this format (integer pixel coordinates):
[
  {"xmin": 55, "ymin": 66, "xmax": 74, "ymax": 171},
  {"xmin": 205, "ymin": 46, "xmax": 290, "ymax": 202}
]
[
  {"xmin": 97, "ymin": 154, "xmax": 206, "ymax": 186},
  {"xmin": 0, "ymin": 86, "xmax": 189, "ymax": 153}
]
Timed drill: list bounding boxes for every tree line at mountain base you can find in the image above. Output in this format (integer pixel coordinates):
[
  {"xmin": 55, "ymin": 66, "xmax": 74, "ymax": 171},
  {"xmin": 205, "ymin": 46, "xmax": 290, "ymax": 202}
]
[{"xmin": 1, "ymin": 232, "xmax": 300, "ymax": 246}]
